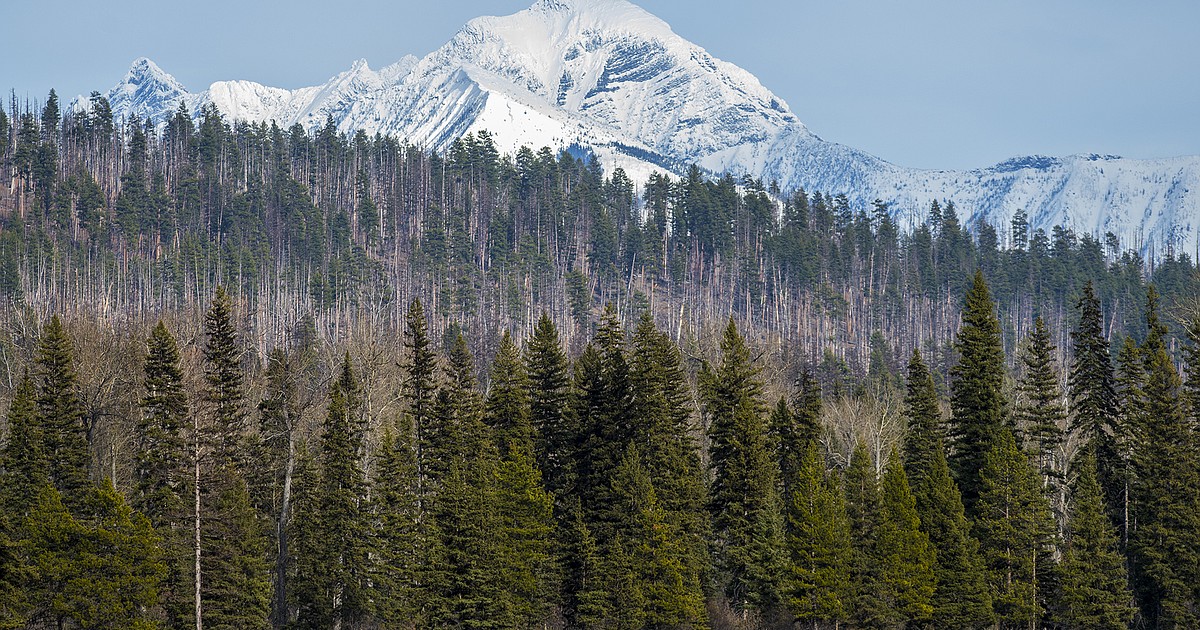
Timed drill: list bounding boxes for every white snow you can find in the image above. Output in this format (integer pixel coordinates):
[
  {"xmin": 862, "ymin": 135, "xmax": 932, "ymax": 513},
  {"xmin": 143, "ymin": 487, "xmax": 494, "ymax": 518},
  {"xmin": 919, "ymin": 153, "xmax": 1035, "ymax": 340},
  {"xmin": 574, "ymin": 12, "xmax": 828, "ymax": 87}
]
[{"xmin": 91, "ymin": 0, "xmax": 1200, "ymax": 258}]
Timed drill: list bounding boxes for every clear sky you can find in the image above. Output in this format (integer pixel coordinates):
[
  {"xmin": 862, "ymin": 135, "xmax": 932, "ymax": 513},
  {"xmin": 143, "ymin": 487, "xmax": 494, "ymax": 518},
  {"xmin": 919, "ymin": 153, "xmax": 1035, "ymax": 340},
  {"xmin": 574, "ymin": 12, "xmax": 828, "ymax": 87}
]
[{"xmin": 4, "ymin": 0, "xmax": 1197, "ymax": 170}]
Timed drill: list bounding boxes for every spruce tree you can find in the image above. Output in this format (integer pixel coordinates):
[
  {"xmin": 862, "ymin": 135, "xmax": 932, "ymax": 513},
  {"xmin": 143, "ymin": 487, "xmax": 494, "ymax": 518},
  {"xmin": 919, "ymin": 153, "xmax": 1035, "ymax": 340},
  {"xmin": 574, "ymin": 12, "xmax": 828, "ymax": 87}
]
[
  {"xmin": 949, "ymin": 270, "xmax": 1009, "ymax": 514},
  {"xmin": 561, "ymin": 501, "xmax": 610, "ymax": 628},
  {"xmin": 784, "ymin": 444, "xmax": 852, "ymax": 628},
  {"xmin": 972, "ymin": 429, "xmax": 1058, "ymax": 629},
  {"xmin": 773, "ymin": 368, "xmax": 822, "ymax": 504},
  {"xmin": 403, "ymin": 298, "xmax": 439, "ymax": 492},
  {"xmin": 34, "ymin": 315, "xmax": 89, "ymax": 506},
  {"xmin": 135, "ymin": 321, "xmax": 192, "ymax": 627},
  {"xmin": 703, "ymin": 318, "xmax": 785, "ymax": 613},
  {"xmin": 292, "ymin": 377, "xmax": 370, "ymax": 629},
  {"xmin": 525, "ymin": 314, "xmax": 571, "ymax": 498},
  {"xmin": 902, "ymin": 352, "xmax": 994, "ymax": 628},
  {"xmin": 203, "ymin": 286, "xmax": 246, "ymax": 466},
  {"xmin": 1067, "ymin": 282, "xmax": 1124, "ymax": 534},
  {"xmin": 1, "ymin": 375, "xmax": 43, "ymax": 519},
  {"xmin": 492, "ymin": 447, "xmax": 557, "ymax": 627},
  {"xmin": 1129, "ymin": 337, "xmax": 1200, "ymax": 628},
  {"xmin": 1016, "ymin": 316, "xmax": 1067, "ymax": 525},
  {"xmin": 370, "ymin": 424, "xmax": 424, "ymax": 625},
  {"xmin": 1058, "ymin": 450, "xmax": 1134, "ymax": 630},
  {"xmin": 872, "ymin": 451, "xmax": 936, "ymax": 627},
  {"xmin": 485, "ymin": 330, "xmax": 533, "ymax": 458},
  {"xmin": 843, "ymin": 441, "xmax": 883, "ymax": 627}
]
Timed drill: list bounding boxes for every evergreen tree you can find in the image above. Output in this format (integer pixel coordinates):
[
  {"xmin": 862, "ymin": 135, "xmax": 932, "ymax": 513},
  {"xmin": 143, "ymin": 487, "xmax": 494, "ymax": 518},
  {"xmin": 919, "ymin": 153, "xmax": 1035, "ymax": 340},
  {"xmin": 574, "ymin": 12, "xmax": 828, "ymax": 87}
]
[
  {"xmin": 1067, "ymin": 282, "xmax": 1124, "ymax": 534},
  {"xmin": 1058, "ymin": 450, "xmax": 1134, "ymax": 630},
  {"xmin": 872, "ymin": 451, "xmax": 936, "ymax": 628},
  {"xmin": 403, "ymin": 298, "xmax": 439, "ymax": 492},
  {"xmin": 1, "ymin": 375, "xmax": 43, "ymax": 519},
  {"xmin": 204, "ymin": 286, "xmax": 246, "ymax": 466},
  {"xmin": 560, "ymin": 501, "xmax": 610, "ymax": 628},
  {"xmin": 703, "ymin": 318, "xmax": 785, "ymax": 613},
  {"xmin": 135, "ymin": 321, "xmax": 192, "ymax": 627},
  {"xmin": 485, "ymin": 330, "xmax": 533, "ymax": 458},
  {"xmin": 34, "ymin": 315, "xmax": 89, "ymax": 506},
  {"xmin": 525, "ymin": 313, "xmax": 571, "ymax": 498},
  {"xmin": 23, "ymin": 483, "xmax": 165, "ymax": 630},
  {"xmin": 492, "ymin": 447, "xmax": 557, "ymax": 627},
  {"xmin": 972, "ymin": 429, "xmax": 1058, "ymax": 629},
  {"xmin": 1129, "ymin": 335, "xmax": 1200, "ymax": 628},
  {"xmin": 370, "ymin": 424, "xmax": 424, "ymax": 625},
  {"xmin": 843, "ymin": 441, "xmax": 883, "ymax": 627},
  {"xmin": 292, "ymin": 377, "xmax": 371, "ymax": 628},
  {"xmin": 1016, "ymin": 316, "xmax": 1067, "ymax": 525},
  {"xmin": 201, "ymin": 470, "xmax": 271, "ymax": 629},
  {"xmin": 949, "ymin": 270, "xmax": 1009, "ymax": 514},
  {"xmin": 773, "ymin": 368, "xmax": 822, "ymax": 503},
  {"xmin": 784, "ymin": 444, "xmax": 852, "ymax": 628}
]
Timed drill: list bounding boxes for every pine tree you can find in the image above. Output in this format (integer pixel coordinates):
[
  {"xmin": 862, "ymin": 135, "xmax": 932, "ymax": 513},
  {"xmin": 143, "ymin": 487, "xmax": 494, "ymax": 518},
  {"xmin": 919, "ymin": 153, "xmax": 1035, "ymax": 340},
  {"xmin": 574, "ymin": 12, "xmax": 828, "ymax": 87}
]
[
  {"xmin": 1129, "ymin": 336, "xmax": 1200, "ymax": 628},
  {"xmin": 902, "ymin": 351, "xmax": 994, "ymax": 628},
  {"xmin": 201, "ymin": 469, "xmax": 270, "ymax": 629},
  {"xmin": 34, "ymin": 315, "xmax": 90, "ymax": 506},
  {"xmin": 949, "ymin": 271, "xmax": 1009, "ymax": 515},
  {"xmin": 492, "ymin": 447, "xmax": 557, "ymax": 627},
  {"xmin": 1016, "ymin": 316, "xmax": 1067, "ymax": 526},
  {"xmin": 703, "ymin": 318, "xmax": 785, "ymax": 613},
  {"xmin": 627, "ymin": 313, "xmax": 709, "ymax": 591},
  {"xmin": 872, "ymin": 451, "xmax": 936, "ymax": 627},
  {"xmin": 972, "ymin": 429, "xmax": 1058, "ymax": 629},
  {"xmin": 1, "ymin": 375, "xmax": 43, "ymax": 519},
  {"xmin": 773, "ymin": 368, "xmax": 822, "ymax": 504},
  {"xmin": 785, "ymin": 444, "xmax": 852, "ymax": 628},
  {"xmin": 1058, "ymin": 450, "xmax": 1134, "ymax": 630},
  {"xmin": 525, "ymin": 313, "xmax": 571, "ymax": 498},
  {"xmin": 560, "ymin": 501, "xmax": 610, "ymax": 628}
]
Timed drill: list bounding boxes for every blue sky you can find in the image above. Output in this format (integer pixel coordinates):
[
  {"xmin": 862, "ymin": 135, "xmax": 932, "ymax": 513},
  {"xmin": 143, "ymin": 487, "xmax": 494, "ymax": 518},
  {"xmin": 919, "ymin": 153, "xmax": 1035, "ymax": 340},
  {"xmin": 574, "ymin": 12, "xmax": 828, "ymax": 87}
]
[{"xmin": 4, "ymin": 0, "xmax": 1197, "ymax": 170}]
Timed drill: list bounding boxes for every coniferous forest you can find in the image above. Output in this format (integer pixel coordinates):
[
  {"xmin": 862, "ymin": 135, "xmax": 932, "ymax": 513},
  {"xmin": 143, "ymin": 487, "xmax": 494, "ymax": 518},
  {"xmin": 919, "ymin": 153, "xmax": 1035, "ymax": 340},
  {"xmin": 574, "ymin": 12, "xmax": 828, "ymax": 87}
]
[{"xmin": 0, "ymin": 93, "xmax": 1198, "ymax": 628}]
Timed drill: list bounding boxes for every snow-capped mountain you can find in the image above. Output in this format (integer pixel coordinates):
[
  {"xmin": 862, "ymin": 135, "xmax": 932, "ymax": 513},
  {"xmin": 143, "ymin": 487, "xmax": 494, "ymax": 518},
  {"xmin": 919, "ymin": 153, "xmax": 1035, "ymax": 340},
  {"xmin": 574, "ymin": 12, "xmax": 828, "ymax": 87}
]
[{"xmin": 95, "ymin": 0, "xmax": 1200, "ymax": 257}]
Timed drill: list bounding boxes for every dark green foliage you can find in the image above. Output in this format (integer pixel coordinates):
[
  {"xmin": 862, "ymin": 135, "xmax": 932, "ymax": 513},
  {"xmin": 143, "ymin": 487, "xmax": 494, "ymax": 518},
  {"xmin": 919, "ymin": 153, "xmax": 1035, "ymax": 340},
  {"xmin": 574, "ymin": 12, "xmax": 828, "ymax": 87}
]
[
  {"xmin": 843, "ymin": 441, "xmax": 882, "ymax": 626},
  {"xmin": 23, "ymin": 483, "xmax": 165, "ymax": 630},
  {"xmin": 291, "ymin": 374, "xmax": 370, "ymax": 628},
  {"xmin": 872, "ymin": 452, "xmax": 936, "ymax": 627},
  {"xmin": 949, "ymin": 270, "xmax": 1009, "ymax": 514},
  {"xmin": 1059, "ymin": 450, "xmax": 1134, "ymax": 630},
  {"xmin": 204, "ymin": 286, "xmax": 246, "ymax": 466},
  {"xmin": 525, "ymin": 314, "xmax": 571, "ymax": 497},
  {"xmin": 34, "ymin": 315, "xmax": 89, "ymax": 506},
  {"xmin": 492, "ymin": 447, "xmax": 557, "ymax": 627},
  {"xmin": 403, "ymin": 298, "xmax": 439, "ymax": 489},
  {"xmin": 1016, "ymin": 316, "xmax": 1067, "ymax": 522},
  {"xmin": 485, "ymin": 330, "xmax": 533, "ymax": 458},
  {"xmin": 773, "ymin": 368, "xmax": 822, "ymax": 503},
  {"xmin": 201, "ymin": 468, "xmax": 270, "ymax": 630},
  {"xmin": 370, "ymin": 425, "xmax": 423, "ymax": 625},
  {"xmin": 1, "ymin": 375, "xmax": 44, "ymax": 518},
  {"xmin": 135, "ymin": 321, "xmax": 192, "ymax": 626},
  {"xmin": 785, "ymin": 444, "xmax": 852, "ymax": 627},
  {"xmin": 972, "ymin": 429, "xmax": 1058, "ymax": 629},
  {"xmin": 703, "ymin": 318, "xmax": 785, "ymax": 613},
  {"xmin": 1129, "ymin": 334, "xmax": 1200, "ymax": 628},
  {"xmin": 903, "ymin": 351, "xmax": 994, "ymax": 628}
]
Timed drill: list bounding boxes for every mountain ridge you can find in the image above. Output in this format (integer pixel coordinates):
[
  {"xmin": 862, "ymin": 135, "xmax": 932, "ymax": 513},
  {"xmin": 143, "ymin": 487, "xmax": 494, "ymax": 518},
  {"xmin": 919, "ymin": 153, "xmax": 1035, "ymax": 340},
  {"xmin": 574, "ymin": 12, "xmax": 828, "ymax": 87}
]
[{"xmin": 90, "ymin": 0, "xmax": 1200, "ymax": 257}]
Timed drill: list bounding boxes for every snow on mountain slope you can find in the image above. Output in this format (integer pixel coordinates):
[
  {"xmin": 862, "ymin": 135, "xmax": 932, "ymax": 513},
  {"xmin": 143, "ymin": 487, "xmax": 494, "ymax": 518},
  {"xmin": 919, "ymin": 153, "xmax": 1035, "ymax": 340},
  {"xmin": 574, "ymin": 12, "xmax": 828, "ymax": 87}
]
[{"xmin": 96, "ymin": 0, "xmax": 1200, "ymax": 257}]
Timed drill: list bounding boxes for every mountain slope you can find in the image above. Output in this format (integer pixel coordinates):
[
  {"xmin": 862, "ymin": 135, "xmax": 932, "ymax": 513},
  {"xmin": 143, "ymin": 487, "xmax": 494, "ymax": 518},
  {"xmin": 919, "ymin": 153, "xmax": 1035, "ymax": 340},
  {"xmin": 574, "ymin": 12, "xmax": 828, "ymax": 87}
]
[{"xmin": 96, "ymin": 0, "xmax": 1200, "ymax": 257}]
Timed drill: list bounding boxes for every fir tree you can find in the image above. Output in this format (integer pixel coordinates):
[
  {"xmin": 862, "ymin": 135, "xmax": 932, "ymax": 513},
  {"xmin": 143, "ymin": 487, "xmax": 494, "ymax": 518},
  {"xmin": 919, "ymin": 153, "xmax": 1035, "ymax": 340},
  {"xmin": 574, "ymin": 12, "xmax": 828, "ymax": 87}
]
[
  {"xmin": 972, "ymin": 429, "xmax": 1058, "ymax": 629},
  {"xmin": 492, "ymin": 447, "xmax": 557, "ymax": 627},
  {"xmin": 135, "ymin": 321, "xmax": 192, "ymax": 627},
  {"xmin": 784, "ymin": 444, "xmax": 852, "ymax": 628},
  {"xmin": 1129, "ymin": 337, "xmax": 1200, "ymax": 628},
  {"xmin": 872, "ymin": 451, "xmax": 936, "ymax": 627},
  {"xmin": 485, "ymin": 330, "xmax": 533, "ymax": 458},
  {"xmin": 1016, "ymin": 316, "xmax": 1067, "ymax": 525},
  {"xmin": 1058, "ymin": 450, "xmax": 1134, "ymax": 630},
  {"xmin": 703, "ymin": 318, "xmax": 785, "ymax": 613},
  {"xmin": 34, "ymin": 315, "xmax": 89, "ymax": 506},
  {"xmin": 560, "ymin": 501, "xmax": 610, "ymax": 628},
  {"xmin": 902, "ymin": 351, "xmax": 994, "ymax": 628},
  {"xmin": 949, "ymin": 270, "xmax": 1009, "ymax": 514},
  {"xmin": 370, "ymin": 422, "xmax": 424, "ymax": 625},
  {"xmin": 1067, "ymin": 282, "xmax": 1124, "ymax": 536},
  {"xmin": 204, "ymin": 286, "xmax": 246, "ymax": 467},
  {"xmin": 1, "ymin": 375, "xmax": 43, "ymax": 519},
  {"xmin": 843, "ymin": 441, "xmax": 883, "ymax": 627},
  {"xmin": 403, "ymin": 298, "xmax": 439, "ymax": 492},
  {"xmin": 525, "ymin": 314, "xmax": 571, "ymax": 498}
]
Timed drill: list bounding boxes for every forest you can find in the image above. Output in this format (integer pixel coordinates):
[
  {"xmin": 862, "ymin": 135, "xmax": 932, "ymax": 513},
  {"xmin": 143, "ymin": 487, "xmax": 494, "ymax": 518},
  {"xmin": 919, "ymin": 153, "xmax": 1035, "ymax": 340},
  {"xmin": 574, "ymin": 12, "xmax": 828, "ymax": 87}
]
[{"xmin": 0, "ymin": 91, "xmax": 1198, "ymax": 628}]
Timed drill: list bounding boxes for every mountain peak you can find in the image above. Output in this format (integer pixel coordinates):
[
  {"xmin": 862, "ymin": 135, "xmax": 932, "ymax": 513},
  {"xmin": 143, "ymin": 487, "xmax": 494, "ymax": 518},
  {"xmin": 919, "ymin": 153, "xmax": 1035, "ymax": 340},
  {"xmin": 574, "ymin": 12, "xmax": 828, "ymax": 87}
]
[{"xmin": 124, "ymin": 57, "xmax": 186, "ymax": 91}]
